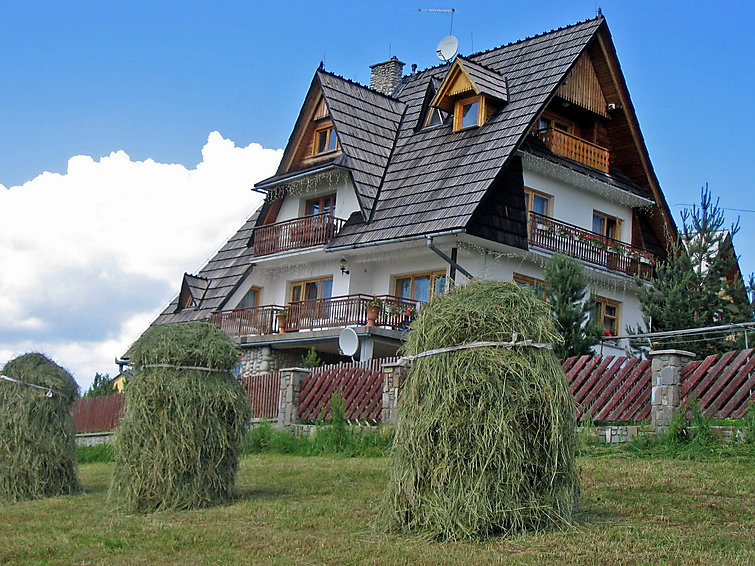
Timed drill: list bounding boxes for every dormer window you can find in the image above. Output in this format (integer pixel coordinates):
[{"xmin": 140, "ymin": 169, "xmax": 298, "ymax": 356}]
[
  {"xmin": 426, "ymin": 107, "xmax": 451, "ymax": 128},
  {"xmin": 314, "ymin": 125, "xmax": 338, "ymax": 155},
  {"xmin": 454, "ymin": 96, "xmax": 482, "ymax": 130}
]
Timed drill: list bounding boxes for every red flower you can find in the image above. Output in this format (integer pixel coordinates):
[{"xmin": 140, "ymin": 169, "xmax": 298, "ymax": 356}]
[{"xmin": 603, "ymin": 330, "xmax": 612, "ymax": 336}]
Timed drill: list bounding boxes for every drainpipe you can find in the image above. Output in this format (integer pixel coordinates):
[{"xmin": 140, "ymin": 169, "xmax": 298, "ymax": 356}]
[{"xmin": 426, "ymin": 236, "xmax": 474, "ymax": 280}]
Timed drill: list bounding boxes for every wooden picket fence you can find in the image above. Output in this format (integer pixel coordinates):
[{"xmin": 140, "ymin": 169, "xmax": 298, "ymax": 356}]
[
  {"xmin": 564, "ymin": 355, "xmax": 652, "ymax": 423},
  {"xmin": 240, "ymin": 372, "xmax": 281, "ymax": 419},
  {"xmin": 71, "ymin": 350, "xmax": 755, "ymax": 431},
  {"xmin": 72, "ymin": 394, "xmax": 125, "ymax": 433},
  {"xmin": 297, "ymin": 358, "xmax": 399, "ymax": 423},
  {"xmin": 681, "ymin": 348, "xmax": 755, "ymax": 419}
]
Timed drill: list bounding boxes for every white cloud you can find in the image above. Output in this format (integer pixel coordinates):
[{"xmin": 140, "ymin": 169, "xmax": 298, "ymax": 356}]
[{"xmin": 0, "ymin": 132, "xmax": 282, "ymax": 390}]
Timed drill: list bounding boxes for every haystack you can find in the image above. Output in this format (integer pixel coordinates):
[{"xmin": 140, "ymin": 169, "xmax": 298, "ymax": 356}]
[
  {"xmin": 385, "ymin": 280, "xmax": 579, "ymax": 539},
  {"xmin": 108, "ymin": 322, "xmax": 250, "ymax": 513},
  {"xmin": 0, "ymin": 353, "xmax": 81, "ymax": 502}
]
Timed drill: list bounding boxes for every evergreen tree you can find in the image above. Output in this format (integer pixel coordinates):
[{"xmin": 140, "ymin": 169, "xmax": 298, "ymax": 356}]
[
  {"xmin": 544, "ymin": 252, "xmax": 601, "ymax": 359},
  {"xmin": 83, "ymin": 372, "xmax": 112, "ymax": 397},
  {"xmin": 636, "ymin": 185, "xmax": 753, "ymax": 356}
]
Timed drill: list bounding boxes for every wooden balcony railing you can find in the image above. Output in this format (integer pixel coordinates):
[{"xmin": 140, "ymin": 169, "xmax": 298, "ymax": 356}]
[
  {"xmin": 252, "ymin": 213, "xmax": 346, "ymax": 257},
  {"xmin": 529, "ymin": 212, "xmax": 656, "ymax": 280},
  {"xmin": 210, "ymin": 295, "xmax": 422, "ymax": 339},
  {"xmin": 209, "ymin": 305, "xmax": 285, "ymax": 337},
  {"xmin": 536, "ymin": 128, "xmax": 610, "ymax": 173}
]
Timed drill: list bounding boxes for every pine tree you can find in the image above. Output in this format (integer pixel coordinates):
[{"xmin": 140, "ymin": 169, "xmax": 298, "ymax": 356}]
[
  {"xmin": 636, "ymin": 184, "xmax": 753, "ymax": 356},
  {"xmin": 83, "ymin": 372, "xmax": 113, "ymax": 397},
  {"xmin": 544, "ymin": 252, "xmax": 601, "ymax": 359}
]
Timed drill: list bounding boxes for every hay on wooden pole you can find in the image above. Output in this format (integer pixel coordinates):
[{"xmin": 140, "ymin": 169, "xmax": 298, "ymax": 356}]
[
  {"xmin": 108, "ymin": 321, "xmax": 251, "ymax": 513},
  {"xmin": 384, "ymin": 280, "xmax": 579, "ymax": 540},
  {"xmin": 0, "ymin": 353, "xmax": 81, "ymax": 502}
]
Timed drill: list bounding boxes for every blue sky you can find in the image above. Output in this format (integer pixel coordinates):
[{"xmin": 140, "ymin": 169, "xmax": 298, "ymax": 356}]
[{"xmin": 2, "ymin": 0, "xmax": 753, "ymax": 388}]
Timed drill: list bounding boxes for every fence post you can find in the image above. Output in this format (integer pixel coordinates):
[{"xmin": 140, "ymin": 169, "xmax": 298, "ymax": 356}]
[
  {"xmin": 382, "ymin": 360, "xmax": 410, "ymax": 424},
  {"xmin": 647, "ymin": 349, "xmax": 695, "ymax": 434},
  {"xmin": 276, "ymin": 367, "xmax": 309, "ymax": 428}
]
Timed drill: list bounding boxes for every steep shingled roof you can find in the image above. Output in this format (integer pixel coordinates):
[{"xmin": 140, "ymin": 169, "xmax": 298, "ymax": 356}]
[{"xmin": 330, "ymin": 17, "xmax": 605, "ymax": 247}]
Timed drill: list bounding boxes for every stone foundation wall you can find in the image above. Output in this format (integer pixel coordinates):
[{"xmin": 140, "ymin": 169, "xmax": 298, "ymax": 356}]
[{"xmin": 240, "ymin": 346, "xmax": 304, "ymax": 378}]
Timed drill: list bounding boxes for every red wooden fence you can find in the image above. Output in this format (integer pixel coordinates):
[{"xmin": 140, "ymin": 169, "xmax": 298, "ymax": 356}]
[
  {"xmin": 563, "ymin": 355, "xmax": 652, "ymax": 423},
  {"xmin": 681, "ymin": 348, "xmax": 755, "ymax": 419},
  {"xmin": 240, "ymin": 372, "xmax": 280, "ymax": 419},
  {"xmin": 297, "ymin": 358, "xmax": 399, "ymax": 423},
  {"xmin": 71, "ymin": 394, "xmax": 125, "ymax": 433}
]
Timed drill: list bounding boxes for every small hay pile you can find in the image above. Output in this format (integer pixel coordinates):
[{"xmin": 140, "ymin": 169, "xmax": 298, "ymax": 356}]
[
  {"xmin": 108, "ymin": 322, "xmax": 251, "ymax": 513},
  {"xmin": 384, "ymin": 280, "xmax": 579, "ymax": 539},
  {"xmin": 0, "ymin": 353, "xmax": 81, "ymax": 502}
]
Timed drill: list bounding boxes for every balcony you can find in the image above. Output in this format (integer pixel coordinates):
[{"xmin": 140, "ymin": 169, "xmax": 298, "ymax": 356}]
[
  {"xmin": 529, "ymin": 212, "xmax": 656, "ymax": 280},
  {"xmin": 210, "ymin": 294, "xmax": 421, "ymax": 340},
  {"xmin": 536, "ymin": 128, "xmax": 609, "ymax": 173},
  {"xmin": 252, "ymin": 213, "xmax": 346, "ymax": 257}
]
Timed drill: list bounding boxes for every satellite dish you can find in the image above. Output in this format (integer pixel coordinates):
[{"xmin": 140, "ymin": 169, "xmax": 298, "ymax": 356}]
[
  {"xmin": 338, "ymin": 327, "xmax": 359, "ymax": 357},
  {"xmin": 436, "ymin": 35, "xmax": 459, "ymax": 62}
]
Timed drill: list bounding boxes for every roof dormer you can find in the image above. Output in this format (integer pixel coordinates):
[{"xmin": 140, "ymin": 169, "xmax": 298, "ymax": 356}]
[
  {"xmin": 176, "ymin": 273, "xmax": 209, "ymax": 312},
  {"xmin": 427, "ymin": 57, "xmax": 509, "ymax": 131}
]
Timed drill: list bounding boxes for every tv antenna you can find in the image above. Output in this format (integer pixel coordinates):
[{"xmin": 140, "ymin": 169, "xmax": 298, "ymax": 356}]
[{"xmin": 419, "ymin": 8, "xmax": 455, "ymax": 35}]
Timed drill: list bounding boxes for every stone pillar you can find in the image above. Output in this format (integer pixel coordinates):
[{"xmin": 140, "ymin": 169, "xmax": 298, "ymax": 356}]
[
  {"xmin": 382, "ymin": 360, "xmax": 410, "ymax": 424},
  {"xmin": 276, "ymin": 367, "xmax": 309, "ymax": 428},
  {"xmin": 648, "ymin": 349, "xmax": 694, "ymax": 434}
]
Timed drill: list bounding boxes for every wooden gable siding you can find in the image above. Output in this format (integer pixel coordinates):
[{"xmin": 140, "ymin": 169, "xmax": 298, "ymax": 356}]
[
  {"xmin": 557, "ymin": 52, "xmax": 607, "ymax": 117},
  {"xmin": 466, "ymin": 156, "xmax": 528, "ymax": 250}
]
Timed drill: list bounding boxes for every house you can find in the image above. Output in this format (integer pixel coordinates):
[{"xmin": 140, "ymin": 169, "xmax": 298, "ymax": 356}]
[{"xmin": 146, "ymin": 15, "xmax": 676, "ymax": 377}]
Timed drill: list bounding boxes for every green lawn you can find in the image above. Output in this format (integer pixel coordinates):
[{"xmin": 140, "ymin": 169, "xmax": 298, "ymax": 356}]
[{"xmin": 1, "ymin": 452, "xmax": 754, "ymax": 565}]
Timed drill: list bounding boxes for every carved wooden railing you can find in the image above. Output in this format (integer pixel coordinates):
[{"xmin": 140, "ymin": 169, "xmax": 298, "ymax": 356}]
[
  {"xmin": 252, "ymin": 213, "xmax": 346, "ymax": 257},
  {"xmin": 209, "ymin": 305, "xmax": 285, "ymax": 337},
  {"xmin": 210, "ymin": 295, "xmax": 421, "ymax": 338},
  {"xmin": 536, "ymin": 128, "xmax": 610, "ymax": 173},
  {"xmin": 529, "ymin": 212, "xmax": 656, "ymax": 280},
  {"xmin": 286, "ymin": 294, "xmax": 420, "ymax": 332}
]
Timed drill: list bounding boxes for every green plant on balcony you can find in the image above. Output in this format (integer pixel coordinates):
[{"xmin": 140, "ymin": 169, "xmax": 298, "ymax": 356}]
[{"xmin": 366, "ymin": 297, "xmax": 384, "ymax": 311}]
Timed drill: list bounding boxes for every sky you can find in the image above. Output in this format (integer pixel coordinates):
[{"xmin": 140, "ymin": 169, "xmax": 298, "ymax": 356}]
[{"xmin": 2, "ymin": 1, "xmax": 754, "ymax": 391}]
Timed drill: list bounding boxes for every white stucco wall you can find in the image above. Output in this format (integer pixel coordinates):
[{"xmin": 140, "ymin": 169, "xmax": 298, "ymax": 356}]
[{"xmin": 275, "ymin": 171, "xmax": 361, "ymax": 223}]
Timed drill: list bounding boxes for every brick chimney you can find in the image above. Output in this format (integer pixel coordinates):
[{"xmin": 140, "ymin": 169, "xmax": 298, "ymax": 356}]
[{"xmin": 370, "ymin": 56, "xmax": 405, "ymax": 96}]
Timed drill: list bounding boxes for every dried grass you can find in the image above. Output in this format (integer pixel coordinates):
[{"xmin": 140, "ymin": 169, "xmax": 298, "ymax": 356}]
[
  {"xmin": 0, "ymin": 353, "xmax": 81, "ymax": 502},
  {"xmin": 108, "ymin": 322, "xmax": 250, "ymax": 513},
  {"xmin": 384, "ymin": 280, "xmax": 579, "ymax": 539}
]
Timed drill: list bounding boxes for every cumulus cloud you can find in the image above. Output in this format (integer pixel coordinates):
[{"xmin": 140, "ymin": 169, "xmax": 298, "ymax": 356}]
[{"xmin": 0, "ymin": 132, "xmax": 282, "ymax": 390}]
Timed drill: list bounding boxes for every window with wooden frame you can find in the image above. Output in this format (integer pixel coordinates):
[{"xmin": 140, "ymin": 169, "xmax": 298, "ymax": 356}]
[
  {"xmin": 592, "ymin": 211, "xmax": 621, "ymax": 240},
  {"xmin": 305, "ymin": 194, "xmax": 336, "ymax": 216},
  {"xmin": 453, "ymin": 95, "xmax": 484, "ymax": 131},
  {"xmin": 425, "ymin": 106, "xmax": 452, "ymax": 128},
  {"xmin": 591, "ymin": 296, "xmax": 620, "ymax": 337},
  {"xmin": 513, "ymin": 274, "xmax": 547, "ymax": 301},
  {"xmin": 289, "ymin": 277, "xmax": 333, "ymax": 303},
  {"xmin": 524, "ymin": 188, "xmax": 552, "ymax": 217},
  {"xmin": 238, "ymin": 286, "xmax": 261, "ymax": 309},
  {"xmin": 313, "ymin": 124, "xmax": 338, "ymax": 155},
  {"xmin": 394, "ymin": 271, "xmax": 446, "ymax": 303},
  {"xmin": 538, "ymin": 113, "xmax": 573, "ymax": 133}
]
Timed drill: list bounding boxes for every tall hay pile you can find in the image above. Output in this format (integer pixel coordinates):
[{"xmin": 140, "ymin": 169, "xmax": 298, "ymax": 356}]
[
  {"xmin": 108, "ymin": 322, "xmax": 251, "ymax": 513},
  {"xmin": 0, "ymin": 353, "xmax": 81, "ymax": 502},
  {"xmin": 385, "ymin": 280, "xmax": 579, "ymax": 539}
]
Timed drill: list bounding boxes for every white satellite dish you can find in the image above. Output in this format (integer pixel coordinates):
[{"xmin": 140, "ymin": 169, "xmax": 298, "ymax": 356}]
[
  {"xmin": 338, "ymin": 327, "xmax": 359, "ymax": 357},
  {"xmin": 436, "ymin": 35, "xmax": 459, "ymax": 62}
]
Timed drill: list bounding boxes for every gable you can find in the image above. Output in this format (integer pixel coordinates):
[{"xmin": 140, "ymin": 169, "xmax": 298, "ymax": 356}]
[{"xmin": 556, "ymin": 52, "xmax": 607, "ymax": 117}]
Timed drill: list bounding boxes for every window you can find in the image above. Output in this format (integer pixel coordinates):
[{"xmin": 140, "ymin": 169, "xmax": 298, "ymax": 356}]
[
  {"xmin": 591, "ymin": 296, "xmax": 620, "ymax": 336},
  {"xmin": 525, "ymin": 188, "xmax": 551, "ymax": 217},
  {"xmin": 453, "ymin": 96, "xmax": 482, "ymax": 131},
  {"xmin": 538, "ymin": 114, "xmax": 572, "ymax": 133},
  {"xmin": 238, "ymin": 286, "xmax": 260, "ymax": 309},
  {"xmin": 394, "ymin": 271, "xmax": 446, "ymax": 303},
  {"xmin": 290, "ymin": 277, "xmax": 333, "ymax": 303},
  {"xmin": 305, "ymin": 194, "xmax": 336, "ymax": 216},
  {"xmin": 513, "ymin": 274, "xmax": 547, "ymax": 301},
  {"xmin": 313, "ymin": 125, "xmax": 338, "ymax": 155},
  {"xmin": 426, "ymin": 107, "xmax": 451, "ymax": 128},
  {"xmin": 592, "ymin": 211, "xmax": 620, "ymax": 240}
]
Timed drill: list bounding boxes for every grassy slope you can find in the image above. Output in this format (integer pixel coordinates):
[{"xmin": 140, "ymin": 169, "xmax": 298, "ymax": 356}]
[{"xmin": 1, "ymin": 453, "xmax": 753, "ymax": 566}]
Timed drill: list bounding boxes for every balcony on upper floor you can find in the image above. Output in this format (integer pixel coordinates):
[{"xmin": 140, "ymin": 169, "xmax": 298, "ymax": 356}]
[
  {"xmin": 252, "ymin": 213, "xmax": 346, "ymax": 257},
  {"xmin": 209, "ymin": 294, "xmax": 421, "ymax": 341},
  {"xmin": 536, "ymin": 128, "xmax": 609, "ymax": 173},
  {"xmin": 528, "ymin": 212, "xmax": 656, "ymax": 280}
]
